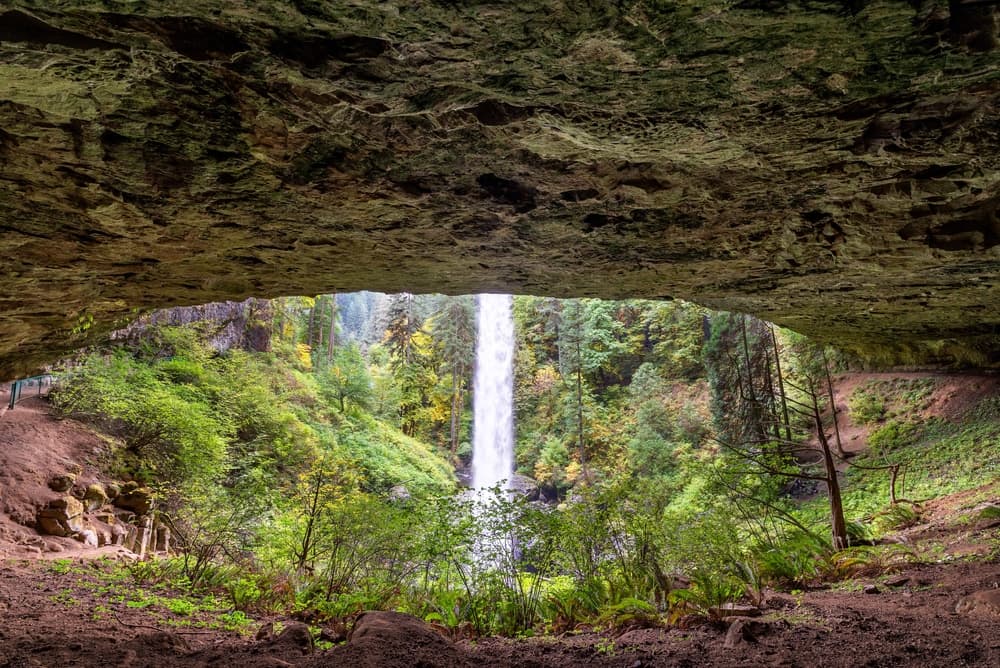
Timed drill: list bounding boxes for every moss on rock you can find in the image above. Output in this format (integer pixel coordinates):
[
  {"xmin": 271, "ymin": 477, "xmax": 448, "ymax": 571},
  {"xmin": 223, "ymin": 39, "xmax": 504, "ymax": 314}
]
[{"xmin": 1, "ymin": 1, "xmax": 999, "ymax": 373}]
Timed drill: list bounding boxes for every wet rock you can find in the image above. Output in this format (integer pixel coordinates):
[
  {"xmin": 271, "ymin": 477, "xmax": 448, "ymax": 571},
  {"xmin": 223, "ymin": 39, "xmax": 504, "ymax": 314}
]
[
  {"xmin": 334, "ymin": 610, "xmax": 465, "ymax": 667},
  {"xmin": 388, "ymin": 485, "xmax": 411, "ymax": 503},
  {"xmin": 4, "ymin": 5, "xmax": 1000, "ymax": 380},
  {"xmin": 256, "ymin": 622, "xmax": 275, "ymax": 642},
  {"xmin": 972, "ymin": 503, "xmax": 1000, "ymax": 530},
  {"xmin": 124, "ymin": 515, "xmax": 154, "ymax": 557},
  {"xmin": 154, "ymin": 522, "xmax": 171, "ymax": 553},
  {"xmin": 270, "ymin": 621, "xmax": 313, "ymax": 654},
  {"xmin": 723, "ymin": 617, "xmax": 786, "ymax": 648},
  {"xmin": 884, "ymin": 575, "xmax": 910, "ymax": 588},
  {"xmin": 110, "ymin": 522, "xmax": 127, "ymax": 545},
  {"xmin": 863, "ymin": 585, "xmax": 880, "ymax": 595},
  {"xmin": 509, "ymin": 474, "xmax": 540, "ymax": 501},
  {"xmin": 75, "ymin": 526, "xmax": 99, "ymax": 547}
]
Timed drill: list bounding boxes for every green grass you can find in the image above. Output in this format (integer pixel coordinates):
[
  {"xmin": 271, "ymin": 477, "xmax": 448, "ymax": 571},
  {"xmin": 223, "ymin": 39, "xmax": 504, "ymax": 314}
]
[
  {"xmin": 799, "ymin": 393, "xmax": 1000, "ymax": 534},
  {"xmin": 40, "ymin": 558, "xmax": 259, "ymax": 635}
]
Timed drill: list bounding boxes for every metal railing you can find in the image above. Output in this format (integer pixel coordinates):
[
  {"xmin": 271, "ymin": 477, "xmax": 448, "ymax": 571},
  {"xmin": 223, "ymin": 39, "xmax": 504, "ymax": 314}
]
[{"xmin": 7, "ymin": 375, "xmax": 55, "ymax": 410}]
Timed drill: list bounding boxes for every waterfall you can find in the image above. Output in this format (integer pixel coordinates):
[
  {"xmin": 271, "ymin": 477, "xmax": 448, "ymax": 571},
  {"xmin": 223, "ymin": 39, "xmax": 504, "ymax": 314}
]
[{"xmin": 472, "ymin": 293, "xmax": 515, "ymax": 492}]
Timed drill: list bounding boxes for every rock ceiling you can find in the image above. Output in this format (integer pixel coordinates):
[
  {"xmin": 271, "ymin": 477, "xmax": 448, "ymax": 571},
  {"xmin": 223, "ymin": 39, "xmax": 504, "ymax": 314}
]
[{"xmin": 1, "ymin": 0, "xmax": 999, "ymax": 375}]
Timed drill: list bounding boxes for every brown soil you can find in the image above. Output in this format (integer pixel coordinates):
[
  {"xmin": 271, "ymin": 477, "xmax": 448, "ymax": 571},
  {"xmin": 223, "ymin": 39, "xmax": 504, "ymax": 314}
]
[
  {"xmin": 795, "ymin": 371, "xmax": 1000, "ymax": 478},
  {"xmin": 0, "ymin": 390, "xmax": 131, "ymax": 561},
  {"xmin": 1, "ymin": 381, "xmax": 998, "ymax": 667},
  {"xmin": 0, "ymin": 556, "xmax": 997, "ymax": 667}
]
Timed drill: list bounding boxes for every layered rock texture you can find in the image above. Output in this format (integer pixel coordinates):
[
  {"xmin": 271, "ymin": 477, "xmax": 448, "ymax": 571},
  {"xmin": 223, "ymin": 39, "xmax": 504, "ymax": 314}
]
[{"xmin": 1, "ymin": 0, "xmax": 999, "ymax": 373}]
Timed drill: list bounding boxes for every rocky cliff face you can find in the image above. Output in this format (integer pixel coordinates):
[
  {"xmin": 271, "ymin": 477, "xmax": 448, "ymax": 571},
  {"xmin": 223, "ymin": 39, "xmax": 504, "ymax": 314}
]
[
  {"xmin": 1, "ymin": 0, "xmax": 999, "ymax": 375},
  {"xmin": 113, "ymin": 298, "xmax": 272, "ymax": 354}
]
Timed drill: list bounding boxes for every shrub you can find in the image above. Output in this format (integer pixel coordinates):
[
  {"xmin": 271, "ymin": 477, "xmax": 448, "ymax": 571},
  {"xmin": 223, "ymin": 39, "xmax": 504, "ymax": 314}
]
[
  {"xmin": 848, "ymin": 388, "xmax": 885, "ymax": 424},
  {"xmin": 829, "ymin": 544, "xmax": 919, "ymax": 578},
  {"xmin": 669, "ymin": 571, "xmax": 744, "ymax": 622},
  {"xmin": 752, "ymin": 530, "xmax": 833, "ymax": 586},
  {"xmin": 867, "ymin": 420, "xmax": 920, "ymax": 455},
  {"xmin": 868, "ymin": 502, "xmax": 920, "ymax": 535},
  {"xmin": 596, "ymin": 597, "xmax": 659, "ymax": 631}
]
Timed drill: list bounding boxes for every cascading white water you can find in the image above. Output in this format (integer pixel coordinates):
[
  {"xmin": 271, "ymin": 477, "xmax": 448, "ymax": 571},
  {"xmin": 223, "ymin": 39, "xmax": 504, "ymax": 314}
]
[{"xmin": 472, "ymin": 293, "xmax": 515, "ymax": 492}]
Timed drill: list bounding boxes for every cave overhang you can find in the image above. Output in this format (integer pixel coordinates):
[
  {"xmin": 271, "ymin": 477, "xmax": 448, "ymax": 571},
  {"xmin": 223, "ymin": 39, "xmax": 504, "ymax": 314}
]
[{"xmin": 1, "ymin": 1, "xmax": 1000, "ymax": 375}]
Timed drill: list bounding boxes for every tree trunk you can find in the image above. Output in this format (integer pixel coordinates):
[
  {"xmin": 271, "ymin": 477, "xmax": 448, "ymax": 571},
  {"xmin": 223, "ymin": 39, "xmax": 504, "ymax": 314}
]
[
  {"xmin": 327, "ymin": 293, "xmax": 338, "ymax": 361},
  {"xmin": 822, "ymin": 348, "xmax": 847, "ymax": 458},
  {"xmin": 764, "ymin": 351, "xmax": 781, "ymax": 441},
  {"xmin": 449, "ymin": 371, "xmax": 461, "ymax": 456},
  {"xmin": 306, "ymin": 303, "xmax": 316, "ymax": 349},
  {"xmin": 575, "ymin": 338, "xmax": 589, "ymax": 483},
  {"xmin": 297, "ymin": 470, "xmax": 325, "ymax": 572},
  {"xmin": 317, "ymin": 297, "xmax": 325, "ymax": 352},
  {"xmin": 739, "ymin": 315, "xmax": 766, "ymax": 444},
  {"xmin": 770, "ymin": 326, "xmax": 793, "ymax": 443},
  {"xmin": 813, "ymin": 390, "xmax": 848, "ymax": 549}
]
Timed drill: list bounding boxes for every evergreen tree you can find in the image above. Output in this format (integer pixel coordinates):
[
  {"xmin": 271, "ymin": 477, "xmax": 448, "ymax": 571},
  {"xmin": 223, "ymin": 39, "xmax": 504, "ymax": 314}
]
[{"xmin": 431, "ymin": 296, "xmax": 475, "ymax": 455}]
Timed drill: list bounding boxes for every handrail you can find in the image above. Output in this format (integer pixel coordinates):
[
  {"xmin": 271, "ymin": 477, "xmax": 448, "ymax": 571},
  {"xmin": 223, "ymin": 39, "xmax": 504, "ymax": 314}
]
[{"xmin": 7, "ymin": 374, "xmax": 55, "ymax": 410}]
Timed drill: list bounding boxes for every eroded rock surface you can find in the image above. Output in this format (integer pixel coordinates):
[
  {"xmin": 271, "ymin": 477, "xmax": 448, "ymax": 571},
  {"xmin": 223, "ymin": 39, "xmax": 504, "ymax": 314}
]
[{"xmin": 2, "ymin": 1, "xmax": 999, "ymax": 374}]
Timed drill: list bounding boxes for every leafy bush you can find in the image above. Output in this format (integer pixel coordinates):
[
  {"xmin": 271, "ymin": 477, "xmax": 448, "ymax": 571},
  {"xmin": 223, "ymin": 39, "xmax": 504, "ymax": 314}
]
[
  {"xmin": 848, "ymin": 388, "xmax": 885, "ymax": 424},
  {"xmin": 829, "ymin": 544, "xmax": 918, "ymax": 578},
  {"xmin": 539, "ymin": 576, "xmax": 605, "ymax": 633},
  {"xmin": 752, "ymin": 530, "xmax": 833, "ymax": 586},
  {"xmin": 669, "ymin": 571, "xmax": 744, "ymax": 621},
  {"xmin": 870, "ymin": 502, "xmax": 921, "ymax": 535},
  {"xmin": 338, "ymin": 418, "xmax": 455, "ymax": 496},
  {"xmin": 596, "ymin": 597, "xmax": 659, "ymax": 630},
  {"xmin": 867, "ymin": 419, "xmax": 920, "ymax": 455}
]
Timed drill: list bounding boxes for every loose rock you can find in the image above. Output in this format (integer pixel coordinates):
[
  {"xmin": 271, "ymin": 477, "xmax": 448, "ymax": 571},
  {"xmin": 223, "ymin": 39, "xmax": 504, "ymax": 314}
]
[
  {"xmin": 955, "ymin": 590, "xmax": 1000, "ymax": 617},
  {"xmin": 37, "ymin": 495, "xmax": 84, "ymax": 537},
  {"xmin": 47, "ymin": 474, "xmax": 76, "ymax": 493}
]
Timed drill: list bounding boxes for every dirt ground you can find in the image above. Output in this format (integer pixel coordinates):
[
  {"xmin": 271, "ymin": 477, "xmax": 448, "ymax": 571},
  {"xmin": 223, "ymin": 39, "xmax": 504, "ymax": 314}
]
[
  {"xmin": 0, "ymin": 380, "xmax": 998, "ymax": 667},
  {"xmin": 0, "ymin": 556, "xmax": 997, "ymax": 667}
]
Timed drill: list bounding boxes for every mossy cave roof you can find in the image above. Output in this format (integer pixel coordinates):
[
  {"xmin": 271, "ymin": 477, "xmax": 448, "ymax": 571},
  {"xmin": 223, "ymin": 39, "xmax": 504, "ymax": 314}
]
[{"xmin": 1, "ymin": 1, "xmax": 999, "ymax": 374}]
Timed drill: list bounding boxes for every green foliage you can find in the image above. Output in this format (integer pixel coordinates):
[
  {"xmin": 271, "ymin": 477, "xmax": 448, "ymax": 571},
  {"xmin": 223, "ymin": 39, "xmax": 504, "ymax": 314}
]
[
  {"xmin": 670, "ymin": 571, "xmax": 745, "ymax": 621},
  {"xmin": 867, "ymin": 419, "xmax": 920, "ymax": 455},
  {"xmin": 870, "ymin": 502, "xmax": 921, "ymax": 535},
  {"xmin": 848, "ymin": 389, "xmax": 885, "ymax": 424},
  {"xmin": 596, "ymin": 597, "xmax": 659, "ymax": 630},
  {"xmin": 979, "ymin": 505, "xmax": 1000, "ymax": 520},
  {"xmin": 50, "ymin": 295, "xmax": 1000, "ymax": 643},
  {"xmin": 54, "ymin": 348, "xmax": 230, "ymax": 493},
  {"xmin": 828, "ymin": 545, "xmax": 919, "ymax": 578},
  {"xmin": 316, "ymin": 344, "xmax": 373, "ymax": 414},
  {"xmin": 538, "ymin": 575, "xmax": 605, "ymax": 633},
  {"xmin": 338, "ymin": 417, "xmax": 455, "ymax": 496},
  {"xmin": 751, "ymin": 530, "xmax": 833, "ymax": 586}
]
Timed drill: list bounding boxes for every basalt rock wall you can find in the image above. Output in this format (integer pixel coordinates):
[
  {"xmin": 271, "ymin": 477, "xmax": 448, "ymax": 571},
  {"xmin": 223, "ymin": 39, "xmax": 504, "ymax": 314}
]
[{"xmin": 1, "ymin": 1, "xmax": 999, "ymax": 375}]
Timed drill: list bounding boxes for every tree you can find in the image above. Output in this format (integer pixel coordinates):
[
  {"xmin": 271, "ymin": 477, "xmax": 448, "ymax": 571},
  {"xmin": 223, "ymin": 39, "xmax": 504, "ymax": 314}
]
[
  {"xmin": 558, "ymin": 300, "xmax": 590, "ymax": 483},
  {"xmin": 383, "ymin": 294, "xmax": 436, "ymax": 437},
  {"xmin": 706, "ymin": 314, "xmax": 851, "ymax": 549},
  {"xmin": 431, "ymin": 296, "xmax": 475, "ymax": 455},
  {"xmin": 318, "ymin": 344, "xmax": 373, "ymax": 414},
  {"xmin": 384, "ymin": 293, "xmax": 422, "ymax": 367}
]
